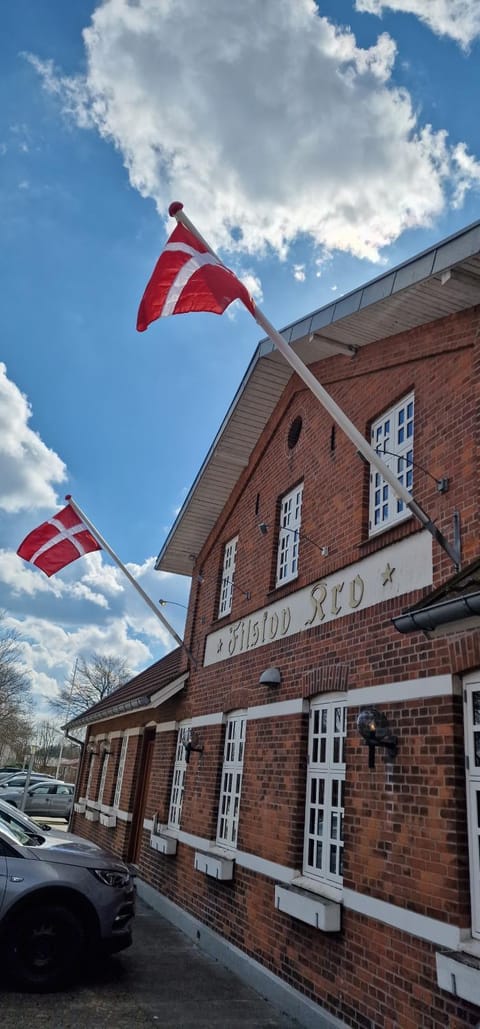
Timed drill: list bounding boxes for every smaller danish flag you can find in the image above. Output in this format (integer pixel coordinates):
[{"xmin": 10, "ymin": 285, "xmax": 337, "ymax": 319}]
[
  {"xmin": 136, "ymin": 219, "xmax": 255, "ymax": 332},
  {"xmin": 17, "ymin": 502, "xmax": 102, "ymax": 577}
]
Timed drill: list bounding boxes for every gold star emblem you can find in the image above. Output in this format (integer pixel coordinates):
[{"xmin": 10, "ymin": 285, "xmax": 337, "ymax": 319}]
[{"xmin": 381, "ymin": 563, "xmax": 395, "ymax": 585}]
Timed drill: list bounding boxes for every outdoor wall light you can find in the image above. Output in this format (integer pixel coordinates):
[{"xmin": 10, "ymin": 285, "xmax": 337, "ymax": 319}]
[
  {"xmin": 258, "ymin": 667, "xmax": 282, "ymax": 687},
  {"xmin": 357, "ymin": 708, "xmax": 398, "ymax": 769},
  {"xmin": 182, "ymin": 728, "xmax": 204, "ymax": 764}
]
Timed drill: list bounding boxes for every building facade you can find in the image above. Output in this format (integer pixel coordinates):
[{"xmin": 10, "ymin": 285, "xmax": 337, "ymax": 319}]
[{"xmin": 70, "ymin": 222, "xmax": 480, "ymax": 1027}]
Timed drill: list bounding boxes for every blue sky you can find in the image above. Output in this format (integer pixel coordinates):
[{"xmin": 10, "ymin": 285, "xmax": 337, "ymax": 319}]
[{"xmin": 1, "ymin": 0, "xmax": 479, "ymax": 721}]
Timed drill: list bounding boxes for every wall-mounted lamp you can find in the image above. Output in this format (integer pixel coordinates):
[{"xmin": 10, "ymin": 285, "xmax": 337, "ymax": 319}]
[
  {"xmin": 100, "ymin": 741, "xmax": 112, "ymax": 756},
  {"xmin": 357, "ymin": 708, "xmax": 398, "ymax": 769},
  {"xmin": 182, "ymin": 728, "xmax": 204, "ymax": 764},
  {"xmin": 87, "ymin": 744, "xmax": 99, "ymax": 756},
  {"xmin": 258, "ymin": 522, "xmax": 328, "ymax": 557},
  {"xmin": 159, "ymin": 598, "xmax": 188, "ymax": 610},
  {"xmin": 258, "ymin": 667, "xmax": 282, "ymax": 687}
]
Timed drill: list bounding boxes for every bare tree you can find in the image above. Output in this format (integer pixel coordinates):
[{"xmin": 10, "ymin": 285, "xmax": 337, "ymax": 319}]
[
  {"xmin": 34, "ymin": 719, "xmax": 60, "ymax": 771},
  {"xmin": 0, "ymin": 614, "xmax": 34, "ymax": 759},
  {"xmin": 51, "ymin": 653, "xmax": 131, "ymax": 723}
]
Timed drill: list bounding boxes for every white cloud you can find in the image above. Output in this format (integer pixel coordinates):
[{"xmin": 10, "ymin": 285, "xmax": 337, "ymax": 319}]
[
  {"xmin": 355, "ymin": 0, "xmax": 480, "ymax": 49},
  {"xmin": 293, "ymin": 264, "xmax": 306, "ymax": 282},
  {"xmin": 26, "ymin": 0, "xmax": 480, "ymax": 264},
  {"xmin": 0, "ymin": 363, "xmax": 66, "ymax": 513}
]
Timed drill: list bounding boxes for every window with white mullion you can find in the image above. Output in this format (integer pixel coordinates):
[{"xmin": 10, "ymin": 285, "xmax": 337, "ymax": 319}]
[
  {"xmin": 85, "ymin": 753, "xmax": 96, "ymax": 802},
  {"xmin": 369, "ymin": 394, "xmax": 414, "ymax": 534},
  {"xmin": 303, "ymin": 700, "xmax": 346, "ymax": 886},
  {"xmin": 218, "ymin": 536, "xmax": 238, "ymax": 617},
  {"xmin": 276, "ymin": 484, "xmax": 303, "ymax": 586},
  {"xmin": 113, "ymin": 734, "xmax": 129, "ymax": 810},
  {"xmin": 464, "ymin": 682, "xmax": 480, "ymax": 937},
  {"xmin": 168, "ymin": 727, "xmax": 189, "ymax": 829},
  {"xmin": 98, "ymin": 745, "xmax": 110, "ymax": 805},
  {"xmin": 216, "ymin": 715, "xmax": 246, "ymax": 848}
]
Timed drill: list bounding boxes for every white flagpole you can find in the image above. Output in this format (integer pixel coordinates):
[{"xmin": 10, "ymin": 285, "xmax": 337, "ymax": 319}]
[
  {"xmin": 170, "ymin": 204, "xmax": 459, "ymax": 569},
  {"xmin": 65, "ymin": 494, "xmax": 193, "ymax": 657}
]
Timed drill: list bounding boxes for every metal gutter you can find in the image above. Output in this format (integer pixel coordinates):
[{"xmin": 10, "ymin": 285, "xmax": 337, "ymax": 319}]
[{"xmin": 393, "ymin": 592, "xmax": 480, "ymax": 635}]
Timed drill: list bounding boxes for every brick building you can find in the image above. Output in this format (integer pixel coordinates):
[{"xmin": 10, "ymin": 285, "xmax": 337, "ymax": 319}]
[{"xmin": 70, "ymin": 220, "xmax": 480, "ymax": 1027}]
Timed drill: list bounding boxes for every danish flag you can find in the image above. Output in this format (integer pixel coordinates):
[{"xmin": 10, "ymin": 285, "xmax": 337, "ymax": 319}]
[
  {"xmin": 17, "ymin": 502, "xmax": 101, "ymax": 577},
  {"xmin": 136, "ymin": 220, "xmax": 255, "ymax": 332}
]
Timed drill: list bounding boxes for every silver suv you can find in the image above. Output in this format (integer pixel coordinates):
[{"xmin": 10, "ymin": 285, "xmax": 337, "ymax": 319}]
[{"xmin": 0, "ymin": 823, "xmax": 135, "ymax": 990}]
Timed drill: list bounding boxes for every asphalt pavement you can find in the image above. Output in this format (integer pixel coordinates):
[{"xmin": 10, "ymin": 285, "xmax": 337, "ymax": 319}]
[{"xmin": 0, "ymin": 897, "xmax": 302, "ymax": 1028}]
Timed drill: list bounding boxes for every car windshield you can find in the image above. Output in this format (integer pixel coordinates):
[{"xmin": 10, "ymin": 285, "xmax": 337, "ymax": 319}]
[{"xmin": 0, "ymin": 815, "xmax": 31, "ymax": 846}]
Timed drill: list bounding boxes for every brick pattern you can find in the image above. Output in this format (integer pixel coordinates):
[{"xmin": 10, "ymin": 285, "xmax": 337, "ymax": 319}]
[{"xmin": 72, "ymin": 307, "xmax": 480, "ymax": 1027}]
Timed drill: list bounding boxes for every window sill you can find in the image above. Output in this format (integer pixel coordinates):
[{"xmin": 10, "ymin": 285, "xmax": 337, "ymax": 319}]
[
  {"xmin": 150, "ymin": 831, "xmax": 177, "ymax": 855},
  {"xmin": 194, "ymin": 848, "xmax": 235, "ymax": 880},
  {"xmin": 99, "ymin": 813, "xmax": 117, "ymax": 828},
  {"xmin": 275, "ymin": 883, "xmax": 341, "ymax": 932},
  {"xmin": 436, "ymin": 949, "xmax": 480, "ymax": 1005}
]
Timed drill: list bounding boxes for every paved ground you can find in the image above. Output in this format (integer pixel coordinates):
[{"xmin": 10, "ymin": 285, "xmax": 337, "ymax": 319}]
[{"xmin": 0, "ymin": 895, "xmax": 301, "ymax": 1028}]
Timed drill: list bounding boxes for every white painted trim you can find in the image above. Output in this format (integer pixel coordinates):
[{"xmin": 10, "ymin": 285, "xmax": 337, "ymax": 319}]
[
  {"xmin": 156, "ymin": 721, "xmax": 177, "ymax": 734},
  {"xmin": 150, "ymin": 673, "xmax": 188, "ymax": 707},
  {"xmin": 185, "ymin": 711, "xmax": 225, "ymax": 728},
  {"xmin": 348, "ymin": 674, "xmax": 458, "ymax": 708},
  {"xmin": 343, "ymin": 889, "xmax": 463, "ymax": 949},
  {"xmin": 136, "ymin": 823, "xmax": 471, "ymax": 948},
  {"xmin": 247, "ymin": 698, "xmax": 309, "ymax": 720},
  {"xmin": 275, "ymin": 884, "xmax": 341, "ymax": 932},
  {"xmin": 436, "ymin": 951, "xmax": 480, "ymax": 1005}
]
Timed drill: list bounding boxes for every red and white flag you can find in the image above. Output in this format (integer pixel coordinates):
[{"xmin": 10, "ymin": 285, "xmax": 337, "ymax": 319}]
[
  {"xmin": 136, "ymin": 221, "xmax": 255, "ymax": 332},
  {"xmin": 17, "ymin": 503, "xmax": 102, "ymax": 577}
]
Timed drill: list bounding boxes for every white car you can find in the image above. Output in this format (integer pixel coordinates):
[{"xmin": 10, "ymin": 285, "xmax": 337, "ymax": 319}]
[
  {"xmin": 0, "ymin": 797, "xmax": 101, "ymax": 852},
  {"xmin": 1, "ymin": 780, "xmax": 74, "ymax": 821}
]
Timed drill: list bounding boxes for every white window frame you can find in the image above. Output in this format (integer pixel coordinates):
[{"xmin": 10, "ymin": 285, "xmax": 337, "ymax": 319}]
[
  {"xmin": 276, "ymin": 484, "xmax": 303, "ymax": 587},
  {"xmin": 113, "ymin": 734, "xmax": 129, "ymax": 810},
  {"xmin": 218, "ymin": 536, "xmax": 238, "ymax": 617},
  {"xmin": 464, "ymin": 678, "xmax": 480, "ymax": 938},
  {"xmin": 98, "ymin": 743, "xmax": 110, "ymax": 806},
  {"xmin": 303, "ymin": 696, "xmax": 346, "ymax": 887},
  {"xmin": 168, "ymin": 727, "xmax": 189, "ymax": 829},
  {"xmin": 369, "ymin": 393, "xmax": 414, "ymax": 535},
  {"xmin": 85, "ymin": 752, "xmax": 96, "ymax": 802},
  {"xmin": 216, "ymin": 713, "xmax": 246, "ymax": 849}
]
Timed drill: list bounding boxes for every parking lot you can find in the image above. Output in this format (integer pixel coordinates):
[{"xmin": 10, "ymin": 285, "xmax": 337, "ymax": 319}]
[
  {"xmin": 0, "ymin": 819, "xmax": 301, "ymax": 1029},
  {"xmin": 0, "ymin": 895, "xmax": 301, "ymax": 1028}
]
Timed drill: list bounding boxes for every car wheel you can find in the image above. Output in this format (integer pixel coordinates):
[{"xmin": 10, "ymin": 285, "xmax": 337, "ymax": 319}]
[{"xmin": 7, "ymin": 903, "xmax": 85, "ymax": 991}]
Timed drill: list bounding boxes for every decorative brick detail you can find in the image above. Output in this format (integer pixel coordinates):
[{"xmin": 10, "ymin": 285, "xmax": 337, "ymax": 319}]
[
  {"xmin": 302, "ymin": 663, "xmax": 349, "ymax": 697},
  {"xmin": 448, "ymin": 632, "xmax": 480, "ymax": 675}
]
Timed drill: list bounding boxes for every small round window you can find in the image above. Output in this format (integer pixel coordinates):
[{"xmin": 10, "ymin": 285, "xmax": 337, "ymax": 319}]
[{"xmin": 287, "ymin": 415, "xmax": 303, "ymax": 450}]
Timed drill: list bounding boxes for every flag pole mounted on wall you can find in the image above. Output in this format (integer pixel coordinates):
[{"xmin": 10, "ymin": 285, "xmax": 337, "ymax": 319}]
[
  {"xmin": 138, "ymin": 201, "xmax": 459, "ymax": 570},
  {"xmin": 65, "ymin": 496, "xmax": 193, "ymax": 658}
]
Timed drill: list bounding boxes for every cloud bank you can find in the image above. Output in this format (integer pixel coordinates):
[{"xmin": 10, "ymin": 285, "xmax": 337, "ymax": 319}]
[
  {"xmin": 27, "ymin": 0, "xmax": 480, "ymax": 264},
  {"xmin": 355, "ymin": 0, "xmax": 480, "ymax": 50}
]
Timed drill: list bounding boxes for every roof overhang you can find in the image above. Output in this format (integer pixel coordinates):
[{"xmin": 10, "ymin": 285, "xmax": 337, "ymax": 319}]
[
  {"xmin": 156, "ymin": 220, "xmax": 480, "ymax": 577},
  {"xmin": 68, "ymin": 673, "xmax": 188, "ymax": 729}
]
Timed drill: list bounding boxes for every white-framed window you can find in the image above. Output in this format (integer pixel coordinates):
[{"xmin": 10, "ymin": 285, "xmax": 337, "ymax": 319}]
[
  {"xmin": 303, "ymin": 697, "xmax": 346, "ymax": 887},
  {"xmin": 113, "ymin": 734, "xmax": 129, "ymax": 810},
  {"xmin": 98, "ymin": 743, "xmax": 110, "ymax": 806},
  {"xmin": 369, "ymin": 393, "xmax": 414, "ymax": 534},
  {"xmin": 168, "ymin": 727, "xmax": 189, "ymax": 829},
  {"xmin": 464, "ymin": 678, "xmax": 480, "ymax": 938},
  {"xmin": 85, "ymin": 752, "xmax": 96, "ymax": 801},
  {"xmin": 218, "ymin": 536, "xmax": 238, "ymax": 617},
  {"xmin": 216, "ymin": 714, "xmax": 246, "ymax": 848},
  {"xmin": 276, "ymin": 483, "xmax": 303, "ymax": 587}
]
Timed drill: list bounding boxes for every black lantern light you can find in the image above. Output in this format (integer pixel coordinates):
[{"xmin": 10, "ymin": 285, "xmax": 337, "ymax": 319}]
[{"xmin": 357, "ymin": 707, "xmax": 398, "ymax": 769}]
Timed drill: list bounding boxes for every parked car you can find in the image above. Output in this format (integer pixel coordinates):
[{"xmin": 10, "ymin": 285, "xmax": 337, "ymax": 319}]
[
  {"xmin": 0, "ymin": 823, "xmax": 135, "ymax": 990},
  {"xmin": 0, "ymin": 797, "xmax": 102, "ymax": 852},
  {"xmin": 0, "ymin": 771, "xmax": 56, "ymax": 788},
  {"xmin": 1, "ymin": 781, "xmax": 74, "ymax": 821}
]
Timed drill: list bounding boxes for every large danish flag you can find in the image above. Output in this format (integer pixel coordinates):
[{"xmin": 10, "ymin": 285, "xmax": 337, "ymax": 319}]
[
  {"xmin": 136, "ymin": 221, "xmax": 255, "ymax": 332},
  {"xmin": 17, "ymin": 503, "xmax": 102, "ymax": 577}
]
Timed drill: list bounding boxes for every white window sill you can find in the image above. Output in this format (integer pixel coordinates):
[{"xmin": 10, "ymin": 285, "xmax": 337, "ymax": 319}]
[
  {"xmin": 99, "ymin": 813, "xmax": 117, "ymax": 828},
  {"xmin": 291, "ymin": 874, "xmax": 343, "ymax": 905},
  {"xmin": 275, "ymin": 883, "xmax": 341, "ymax": 932},
  {"xmin": 150, "ymin": 831, "xmax": 177, "ymax": 856},
  {"xmin": 194, "ymin": 849, "xmax": 234, "ymax": 880},
  {"xmin": 436, "ymin": 949, "xmax": 480, "ymax": 1005}
]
